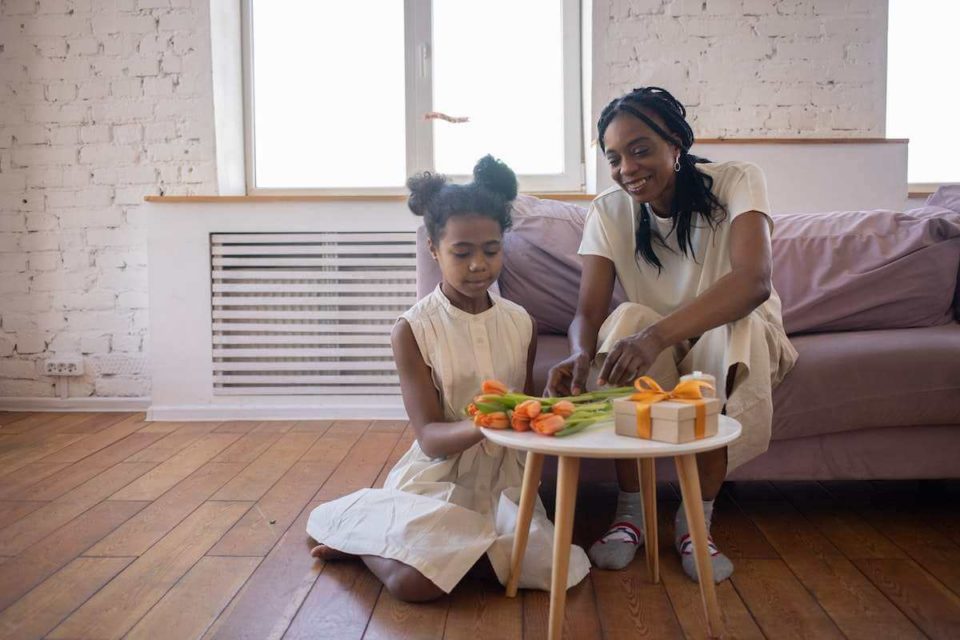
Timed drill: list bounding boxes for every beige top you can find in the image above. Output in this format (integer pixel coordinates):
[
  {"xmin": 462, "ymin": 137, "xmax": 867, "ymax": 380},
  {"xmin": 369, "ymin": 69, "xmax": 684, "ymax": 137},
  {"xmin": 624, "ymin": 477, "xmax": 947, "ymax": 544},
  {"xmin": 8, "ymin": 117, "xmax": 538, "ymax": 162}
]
[
  {"xmin": 579, "ymin": 160, "xmax": 788, "ymax": 329},
  {"xmin": 401, "ymin": 285, "xmax": 534, "ymax": 419}
]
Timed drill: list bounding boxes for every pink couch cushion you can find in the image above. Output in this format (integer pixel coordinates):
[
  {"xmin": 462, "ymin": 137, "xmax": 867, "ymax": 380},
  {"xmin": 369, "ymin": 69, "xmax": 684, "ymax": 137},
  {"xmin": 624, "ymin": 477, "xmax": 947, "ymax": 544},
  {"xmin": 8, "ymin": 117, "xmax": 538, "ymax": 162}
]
[
  {"xmin": 772, "ymin": 208, "xmax": 960, "ymax": 334},
  {"xmin": 771, "ymin": 323, "xmax": 960, "ymax": 440}
]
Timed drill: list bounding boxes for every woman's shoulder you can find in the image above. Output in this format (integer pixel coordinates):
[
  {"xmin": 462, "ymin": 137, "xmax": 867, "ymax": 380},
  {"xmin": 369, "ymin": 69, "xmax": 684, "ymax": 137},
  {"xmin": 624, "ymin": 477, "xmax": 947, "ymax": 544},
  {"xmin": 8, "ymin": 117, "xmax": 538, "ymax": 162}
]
[
  {"xmin": 590, "ymin": 185, "xmax": 633, "ymax": 220},
  {"xmin": 696, "ymin": 159, "xmax": 765, "ymax": 185}
]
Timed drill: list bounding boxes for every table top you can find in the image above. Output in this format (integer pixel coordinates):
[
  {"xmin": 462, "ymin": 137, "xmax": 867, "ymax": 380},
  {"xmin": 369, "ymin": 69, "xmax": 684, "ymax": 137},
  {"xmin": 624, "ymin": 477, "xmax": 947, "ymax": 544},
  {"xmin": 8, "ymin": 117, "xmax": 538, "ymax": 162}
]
[{"xmin": 481, "ymin": 415, "xmax": 741, "ymax": 459}]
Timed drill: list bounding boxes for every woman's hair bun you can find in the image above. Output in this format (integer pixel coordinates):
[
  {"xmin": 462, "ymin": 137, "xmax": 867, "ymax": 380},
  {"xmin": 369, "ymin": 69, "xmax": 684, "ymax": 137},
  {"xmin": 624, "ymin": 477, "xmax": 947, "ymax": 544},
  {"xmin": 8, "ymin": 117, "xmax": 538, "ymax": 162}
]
[
  {"xmin": 406, "ymin": 172, "xmax": 447, "ymax": 217},
  {"xmin": 472, "ymin": 154, "xmax": 518, "ymax": 202}
]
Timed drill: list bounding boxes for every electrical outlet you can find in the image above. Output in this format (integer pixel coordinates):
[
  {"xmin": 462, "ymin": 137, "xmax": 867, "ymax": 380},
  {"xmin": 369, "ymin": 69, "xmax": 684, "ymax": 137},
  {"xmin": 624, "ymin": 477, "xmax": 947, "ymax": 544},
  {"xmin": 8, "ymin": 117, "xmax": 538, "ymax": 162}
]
[{"xmin": 43, "ymin": 355, "xmax": 84, "ymax": 377}]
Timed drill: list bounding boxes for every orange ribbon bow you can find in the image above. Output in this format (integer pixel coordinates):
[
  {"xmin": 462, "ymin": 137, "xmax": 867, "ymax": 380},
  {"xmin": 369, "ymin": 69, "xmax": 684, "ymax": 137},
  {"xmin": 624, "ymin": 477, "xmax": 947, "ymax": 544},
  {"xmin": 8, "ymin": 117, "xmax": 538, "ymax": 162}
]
[{"xmin": 628, "ymin": 376, "xmax": 715, "ymax": 439}]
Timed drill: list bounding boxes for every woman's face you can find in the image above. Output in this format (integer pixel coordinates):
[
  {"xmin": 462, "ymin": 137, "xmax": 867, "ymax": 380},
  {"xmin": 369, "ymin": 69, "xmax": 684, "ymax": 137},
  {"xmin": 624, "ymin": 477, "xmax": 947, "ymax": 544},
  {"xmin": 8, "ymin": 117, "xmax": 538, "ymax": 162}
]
[{"xmin": 602, "ymin": 110, "xmax": 679, "ymax": 207}]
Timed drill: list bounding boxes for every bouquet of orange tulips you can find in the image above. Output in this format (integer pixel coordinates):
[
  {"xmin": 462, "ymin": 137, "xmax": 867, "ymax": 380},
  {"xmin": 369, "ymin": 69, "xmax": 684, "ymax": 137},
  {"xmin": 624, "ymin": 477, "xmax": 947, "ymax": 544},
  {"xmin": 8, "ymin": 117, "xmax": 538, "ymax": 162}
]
[{"xmin": 467, "ymin": 379, "xmax": 634, "ymax": 437}]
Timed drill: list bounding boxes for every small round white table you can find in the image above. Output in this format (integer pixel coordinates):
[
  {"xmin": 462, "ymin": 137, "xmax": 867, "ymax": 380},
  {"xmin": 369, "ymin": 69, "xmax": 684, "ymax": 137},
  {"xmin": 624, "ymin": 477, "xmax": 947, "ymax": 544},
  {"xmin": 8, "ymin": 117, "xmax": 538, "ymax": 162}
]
[{"xmin": 483, "ymin": 415, "xmax": 741, "ymax": 640}]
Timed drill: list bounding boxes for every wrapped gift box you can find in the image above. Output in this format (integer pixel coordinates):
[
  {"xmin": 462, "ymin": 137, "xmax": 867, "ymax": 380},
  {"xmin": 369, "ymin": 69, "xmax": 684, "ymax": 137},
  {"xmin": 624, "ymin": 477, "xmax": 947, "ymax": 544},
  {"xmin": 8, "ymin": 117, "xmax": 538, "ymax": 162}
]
[{"xmin": 613, "ymin": 396, "xmax": 720, "ymax": 443}]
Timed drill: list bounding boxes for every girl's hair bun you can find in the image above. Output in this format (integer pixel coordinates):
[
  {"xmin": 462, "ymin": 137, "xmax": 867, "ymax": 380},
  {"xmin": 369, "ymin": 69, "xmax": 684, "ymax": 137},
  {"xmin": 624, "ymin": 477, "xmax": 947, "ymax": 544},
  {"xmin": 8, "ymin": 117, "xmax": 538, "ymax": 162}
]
[
  {"xmin": 406, "ymin": 172, "xmax": 447, "ymax": 217},
  {"xmin": 472, "ymin": 154, "xmax": 518, "ymax": 202}
]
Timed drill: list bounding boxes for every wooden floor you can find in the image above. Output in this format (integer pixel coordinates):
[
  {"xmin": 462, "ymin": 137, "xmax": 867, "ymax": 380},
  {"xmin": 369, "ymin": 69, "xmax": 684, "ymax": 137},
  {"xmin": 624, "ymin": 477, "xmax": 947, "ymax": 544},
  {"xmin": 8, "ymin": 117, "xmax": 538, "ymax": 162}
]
[{"xmin": 0, "ymin": 412, "xmax": 959, "ymax": 640}]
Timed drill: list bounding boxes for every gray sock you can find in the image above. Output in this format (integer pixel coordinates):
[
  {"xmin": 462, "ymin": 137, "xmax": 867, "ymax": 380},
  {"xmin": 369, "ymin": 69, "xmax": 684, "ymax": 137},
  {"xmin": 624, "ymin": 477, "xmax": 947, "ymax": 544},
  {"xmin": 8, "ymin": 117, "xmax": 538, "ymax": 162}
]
[
  {"xmin": 588, "ymin": 490, "xmax": 645, "ymax": 570},
  {"xmin": 675, "ymin": 499, "xmax": 734, "ymax": 583}
]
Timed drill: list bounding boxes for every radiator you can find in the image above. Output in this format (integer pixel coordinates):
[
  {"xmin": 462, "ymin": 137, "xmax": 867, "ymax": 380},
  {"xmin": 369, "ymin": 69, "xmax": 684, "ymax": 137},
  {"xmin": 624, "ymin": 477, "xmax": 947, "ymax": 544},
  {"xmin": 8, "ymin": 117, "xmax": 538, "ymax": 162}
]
[{"xmin": 210, "ymin": 232, "xmax": 416, "ymax": 396}]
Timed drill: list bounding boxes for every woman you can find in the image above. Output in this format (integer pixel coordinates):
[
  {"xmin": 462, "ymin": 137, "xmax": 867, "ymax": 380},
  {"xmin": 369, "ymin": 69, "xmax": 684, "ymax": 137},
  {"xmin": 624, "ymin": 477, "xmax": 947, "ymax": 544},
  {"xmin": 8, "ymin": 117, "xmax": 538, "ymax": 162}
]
[{"xmin": 546, "ymin": 87, "xmax": 797, "ymax": 582}]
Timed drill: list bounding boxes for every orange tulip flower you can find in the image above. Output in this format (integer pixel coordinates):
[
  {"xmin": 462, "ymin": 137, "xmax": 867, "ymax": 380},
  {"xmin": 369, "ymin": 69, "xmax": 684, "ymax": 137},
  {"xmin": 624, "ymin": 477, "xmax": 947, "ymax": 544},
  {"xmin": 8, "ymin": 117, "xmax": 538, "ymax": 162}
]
[
  {"xmin": 510, "ymin": 413, "xmax": 531, "ymax": 432},
  {"xmin": 550, "ymin": 400, "xmax": 575, "ymax": 418},
  {"xmin": 481, "ymin": 379, "xmax": 509, "ymax": 396},
  {"xmin": 466, "ymin": 403, "xmax": 479, "ymax": 417},
  {"xmin": 514, "ymin": 399, "xmax": 542, "ymax": 419},
  {"xmin": 531, "ymin": 413, "xmax": 566, "ymax": 435},
  {"xmin": 474, "ymin": 411, "xmax": 509, "ymax": 429}
]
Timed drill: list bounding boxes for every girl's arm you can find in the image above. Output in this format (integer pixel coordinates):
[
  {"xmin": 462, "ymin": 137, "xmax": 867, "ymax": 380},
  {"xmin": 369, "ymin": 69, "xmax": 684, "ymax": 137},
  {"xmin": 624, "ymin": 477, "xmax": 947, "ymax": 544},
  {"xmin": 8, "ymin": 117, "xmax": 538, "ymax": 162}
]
[
  {"xmin": 598, "ymin": 211, "xmax": 772, "ymax": 385},
  {"xmin": 546, "ymin": 255, "xmax": 616, "ymax": 396},
  {"xmin": 392, "ymin": 319, "xmax": 483, "ymax": 459},
  {"xmin": 524, "ymin": 318, "xmax": 538, "ymax": 396}
]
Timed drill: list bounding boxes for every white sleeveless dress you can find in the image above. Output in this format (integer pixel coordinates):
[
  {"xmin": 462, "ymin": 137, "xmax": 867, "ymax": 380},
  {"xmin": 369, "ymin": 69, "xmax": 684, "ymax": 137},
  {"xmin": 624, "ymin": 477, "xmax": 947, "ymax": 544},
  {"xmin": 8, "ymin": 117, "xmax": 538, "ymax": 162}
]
[{"xmin": 305, "ymin": 286, "xmax": 591, "ymax": 593}]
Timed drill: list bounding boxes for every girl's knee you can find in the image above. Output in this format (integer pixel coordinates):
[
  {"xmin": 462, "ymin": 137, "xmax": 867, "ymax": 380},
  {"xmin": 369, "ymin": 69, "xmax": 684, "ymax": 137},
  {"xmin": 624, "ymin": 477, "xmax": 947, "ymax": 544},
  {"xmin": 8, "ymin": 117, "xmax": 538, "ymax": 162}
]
[{"xmin": 384, "ymin": 566, "xmax": 445, "ymax": 603}]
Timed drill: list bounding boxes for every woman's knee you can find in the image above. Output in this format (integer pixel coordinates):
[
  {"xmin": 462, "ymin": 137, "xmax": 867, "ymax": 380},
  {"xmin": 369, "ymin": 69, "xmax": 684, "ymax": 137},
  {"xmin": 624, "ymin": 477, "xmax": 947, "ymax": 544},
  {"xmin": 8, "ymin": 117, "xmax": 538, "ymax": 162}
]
[{"xmin": 384, "ymin": 565, "xmax": 445, "ymax": 603}]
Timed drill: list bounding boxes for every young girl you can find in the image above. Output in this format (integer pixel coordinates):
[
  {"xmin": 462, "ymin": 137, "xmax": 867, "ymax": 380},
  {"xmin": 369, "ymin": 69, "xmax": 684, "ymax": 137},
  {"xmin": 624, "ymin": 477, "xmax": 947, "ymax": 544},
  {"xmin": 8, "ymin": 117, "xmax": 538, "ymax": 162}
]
[{"xmin": 307, "ymin": 155, "xmax": 590, "ymax": 602}]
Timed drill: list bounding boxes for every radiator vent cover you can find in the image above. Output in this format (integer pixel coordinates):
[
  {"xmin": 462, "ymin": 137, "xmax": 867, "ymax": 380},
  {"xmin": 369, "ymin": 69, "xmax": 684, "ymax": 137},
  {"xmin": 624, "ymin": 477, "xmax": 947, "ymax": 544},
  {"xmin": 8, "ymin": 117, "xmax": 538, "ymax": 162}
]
[{"xmin": 210, "ymin": 232, "xmax": 416, "ymax": 396}]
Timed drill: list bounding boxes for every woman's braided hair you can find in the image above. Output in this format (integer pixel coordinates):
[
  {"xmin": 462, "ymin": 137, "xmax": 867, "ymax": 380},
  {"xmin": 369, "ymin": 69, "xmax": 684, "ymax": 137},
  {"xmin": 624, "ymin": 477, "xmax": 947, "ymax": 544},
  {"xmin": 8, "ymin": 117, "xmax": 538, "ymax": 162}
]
[{"xmin": 597, "ymin": 87, "xmax": 726, "ymax": 272}]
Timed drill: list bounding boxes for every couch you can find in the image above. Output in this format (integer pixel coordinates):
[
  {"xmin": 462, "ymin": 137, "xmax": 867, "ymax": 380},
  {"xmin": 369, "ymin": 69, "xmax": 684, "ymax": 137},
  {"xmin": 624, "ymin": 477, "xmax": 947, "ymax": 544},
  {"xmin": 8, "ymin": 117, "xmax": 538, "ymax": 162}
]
[{"xmin": 415, "ymin": 187, "xmax": 960, "ymax": 480}]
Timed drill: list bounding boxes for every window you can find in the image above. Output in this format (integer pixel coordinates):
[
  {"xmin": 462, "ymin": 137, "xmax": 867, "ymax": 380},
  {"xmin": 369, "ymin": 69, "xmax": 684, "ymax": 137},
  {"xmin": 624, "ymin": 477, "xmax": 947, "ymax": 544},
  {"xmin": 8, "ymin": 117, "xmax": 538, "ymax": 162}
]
[
  {"xmin": 243, "ymin": 0, "xmax": 582, "ymax": 194},
  {"xmin": 886, "ymin": 0, "xmax": 960, "ymax": 186}
]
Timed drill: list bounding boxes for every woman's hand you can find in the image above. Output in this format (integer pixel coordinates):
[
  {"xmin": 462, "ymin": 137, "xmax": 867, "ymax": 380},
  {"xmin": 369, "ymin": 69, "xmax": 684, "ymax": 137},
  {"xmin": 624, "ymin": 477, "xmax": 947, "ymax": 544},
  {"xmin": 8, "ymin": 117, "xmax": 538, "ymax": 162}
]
[
  {"xmin": 546, "ymin": 351, "xmax": 593, "ymax": 397},
  {"xmin": 597, "ymin": 326, "xmax": 666, "ymax": 387}
]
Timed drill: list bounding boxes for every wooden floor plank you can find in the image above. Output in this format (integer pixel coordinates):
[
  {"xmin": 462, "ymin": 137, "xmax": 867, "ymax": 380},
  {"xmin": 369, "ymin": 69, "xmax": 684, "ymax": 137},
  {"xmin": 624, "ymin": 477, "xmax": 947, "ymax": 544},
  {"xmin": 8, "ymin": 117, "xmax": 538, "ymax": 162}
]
[
  {"xmin": 125, "ymin": 556, "xmax": 261, "ymax": 640},
  {"xmin": 0, "ymin": 412, "xmax": 70, "ymax": 436},
  {"xmin": 443, "ymin": 578, "xmax": 523, "ymax": 640},
  {"xmin": 0, "ymin": 462, "xmax": 156, "ymax": 555},
  {"xmin": 0, "ymin": 556, "xmax": 134, "ymax": 640},
  {"xmin": 291, "ymin": 420, "xmax": 335, "ymax": 433},
  {"xmin": 39, "ymin": 413, "xmax": 145, "ymax": 463},
  {"xmin": 8, "ymin": 432, "xmax": 167, "ymax": 501},
  {"xmin": 213, "ymin": 431, "xmax": 284, "ymax": 464},
  {"xmin": 0, "ymin": 433, "xmax": 86, "ymax": 479},
  {"xmin": 124, "ymin": 422, "xmax": 222, "ymax": 462},
  {"xmin": 363, "ymin": 590, "xmax": 449, "ymax": 640},
  {"xmin": 211, "ymin": 423, "xmax": 373, "ymax": 557},
  {"xmin": 522, "ymin": 579, "xmax": 603, "ymax": 640},
  {"xmin": 0, "ymin": 500, "xmax": 147, "ymax": 611},
  {"xmin": 212, "ymin": 432, "xmax": 323, "ymax": 502},
  {"xmin": 855, "ymin": 558, "xmax": 960, "ymax": 640},
  {"xmin": 0, "ymin": 501, "xmax": 47, "ymax": 531},
  {"xmin": 591, "ymin": 561, "xmax": 685, "ymax": 639},
  {"xmin": 0, "ymin": 462, "xmax": 73, "ymax": 500},
  {"xmin": 0, "ymin": 412, "xmax": 33, "ymax": 427},
  {"xmin": 109, "ymin": 432, "xmax": 243, "ymax": 501},
  {"xmin": 85, "ymin": 462, "xmax": 247, "ymax": 557},
  {"xmin": 283, "ymin": 560, "xmax": 382, "ymax": 640},
  {"xmin": 730, "ymin": 558, "xmax": 846, "ymax": 639},
  {"xmin": 48, "ymin": 500, "xmax": 252, "ymax": 640},
  {"xmin": 746, "ymin": 496, "xmax": 924, "ymax": 640}
]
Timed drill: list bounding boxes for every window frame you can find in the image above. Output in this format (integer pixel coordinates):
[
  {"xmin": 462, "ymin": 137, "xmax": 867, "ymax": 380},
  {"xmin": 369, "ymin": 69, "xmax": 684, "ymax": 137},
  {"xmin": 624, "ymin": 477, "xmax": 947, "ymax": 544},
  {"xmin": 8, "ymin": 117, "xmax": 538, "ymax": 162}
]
[{"xmin": 241, "ymin": 0, "xmax": 583, "ymax": 195}]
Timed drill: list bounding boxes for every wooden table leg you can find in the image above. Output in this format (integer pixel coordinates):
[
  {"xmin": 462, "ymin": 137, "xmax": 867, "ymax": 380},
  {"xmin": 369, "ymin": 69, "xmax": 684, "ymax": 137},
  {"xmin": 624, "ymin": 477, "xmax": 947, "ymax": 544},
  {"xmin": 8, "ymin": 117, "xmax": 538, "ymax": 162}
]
[
  {"xmin": 506, "ymin": 451, "xmax": 544, "ymax": 597},
  {"xmin": 548, "ymin": 455, "xmax": 580, "ymax": 640},
  {"xmin": 674, "ymin": 454, "xmax": 724, "ymax": 638},
  {"xmin": 638, "ymin": 457, "xmax": 659, "ymax": 583}
]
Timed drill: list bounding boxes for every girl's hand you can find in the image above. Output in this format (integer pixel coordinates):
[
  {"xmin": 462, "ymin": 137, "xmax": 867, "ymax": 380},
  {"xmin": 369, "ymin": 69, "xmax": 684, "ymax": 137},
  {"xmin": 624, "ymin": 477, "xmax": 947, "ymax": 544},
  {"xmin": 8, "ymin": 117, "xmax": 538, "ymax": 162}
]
[
  {"xmin": 597, "ymin": 327, "xmax": 666, "ymax": 387},
  {"xmin": 546, "ymin": 351, "xmax": 592, "ymax": 397}
]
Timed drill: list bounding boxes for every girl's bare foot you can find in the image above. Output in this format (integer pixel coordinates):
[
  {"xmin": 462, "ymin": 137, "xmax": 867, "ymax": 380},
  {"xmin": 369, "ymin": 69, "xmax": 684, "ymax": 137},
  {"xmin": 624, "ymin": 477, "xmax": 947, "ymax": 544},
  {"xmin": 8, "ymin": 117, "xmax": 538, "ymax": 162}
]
[{"xmin": 310, "ymin": 544, "xmax": 356, "ymax": 560}]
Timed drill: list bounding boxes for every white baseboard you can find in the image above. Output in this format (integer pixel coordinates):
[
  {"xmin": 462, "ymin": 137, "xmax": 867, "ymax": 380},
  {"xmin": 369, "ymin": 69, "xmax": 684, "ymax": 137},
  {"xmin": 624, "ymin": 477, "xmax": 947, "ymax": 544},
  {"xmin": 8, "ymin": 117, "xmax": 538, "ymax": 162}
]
[
  {"xmin": 0, "ymin": 397, "xmax": 151, "ymax": 412},
  {"xmin": 147, "ymin": 403, "xmax": 408, "ymax": 421}
]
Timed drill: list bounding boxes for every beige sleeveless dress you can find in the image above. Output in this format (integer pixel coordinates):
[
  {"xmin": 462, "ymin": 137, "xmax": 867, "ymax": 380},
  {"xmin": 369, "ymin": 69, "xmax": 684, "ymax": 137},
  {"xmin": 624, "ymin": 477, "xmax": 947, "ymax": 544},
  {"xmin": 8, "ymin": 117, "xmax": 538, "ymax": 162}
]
[{"xmin": 306, "ymin": 286, "xmax": 591, "ymax": 593}]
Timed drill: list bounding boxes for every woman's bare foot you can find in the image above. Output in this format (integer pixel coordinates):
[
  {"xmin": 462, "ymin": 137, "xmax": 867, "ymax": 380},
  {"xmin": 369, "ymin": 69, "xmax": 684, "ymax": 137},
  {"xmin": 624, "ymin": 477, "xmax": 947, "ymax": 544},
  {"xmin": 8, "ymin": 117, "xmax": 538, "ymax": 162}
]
[{"xmin": 310, "ymin": 544, "xmax": 356, "ymax": 560}]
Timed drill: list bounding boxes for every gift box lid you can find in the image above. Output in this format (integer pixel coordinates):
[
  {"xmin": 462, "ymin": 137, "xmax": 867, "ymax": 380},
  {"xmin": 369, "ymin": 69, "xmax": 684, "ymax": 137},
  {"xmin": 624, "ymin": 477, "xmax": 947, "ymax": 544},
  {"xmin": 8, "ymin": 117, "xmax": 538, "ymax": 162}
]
[{"xmin": 613, "ymin": 397, "xmax": 720, "ymax": 421}]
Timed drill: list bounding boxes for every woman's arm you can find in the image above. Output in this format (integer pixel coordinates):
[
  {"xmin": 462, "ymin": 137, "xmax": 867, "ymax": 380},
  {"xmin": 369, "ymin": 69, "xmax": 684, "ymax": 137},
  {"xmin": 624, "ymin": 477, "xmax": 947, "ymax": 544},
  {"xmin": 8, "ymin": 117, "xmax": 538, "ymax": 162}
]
[
  {"xmin": 599, "ymin": 211, "xmax": 772, "ymax": 386},
  {"xmin": 392, "ymin": 319, "xmax": 483, "ymax": 458},
  {"xmin": 524, "ymin": 318, "xmax": 539, "ymax": 396},
  {"xmin": 546, "ymin": 255, "xmax": 617, "ymax": 396}
]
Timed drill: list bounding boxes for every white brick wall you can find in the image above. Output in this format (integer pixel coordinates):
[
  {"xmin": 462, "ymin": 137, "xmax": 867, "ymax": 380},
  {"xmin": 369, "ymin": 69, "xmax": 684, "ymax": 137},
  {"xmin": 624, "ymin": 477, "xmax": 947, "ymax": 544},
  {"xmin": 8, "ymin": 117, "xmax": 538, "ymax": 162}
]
[
  {"xmin": 0, "ymin": 0, "xmax": 887, "ymax": 401},
  {"xmin": 598, "ymin": 0, "xmax": 887, "ymax": 136},
  {"xmin": 0, "ymin": 0, "xmax": 216, "ymax": 399}
]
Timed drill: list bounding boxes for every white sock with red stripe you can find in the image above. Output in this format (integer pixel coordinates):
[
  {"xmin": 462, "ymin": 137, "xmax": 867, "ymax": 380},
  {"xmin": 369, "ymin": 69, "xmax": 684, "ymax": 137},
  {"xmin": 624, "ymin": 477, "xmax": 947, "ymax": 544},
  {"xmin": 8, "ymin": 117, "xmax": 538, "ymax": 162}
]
[
  {"xmin": 674, "ymin": 499, "xmax": 734, "ymax": 583},
  {"xmin": 588, "ymin": 490, "xmax": 645, "ymax": 570}
]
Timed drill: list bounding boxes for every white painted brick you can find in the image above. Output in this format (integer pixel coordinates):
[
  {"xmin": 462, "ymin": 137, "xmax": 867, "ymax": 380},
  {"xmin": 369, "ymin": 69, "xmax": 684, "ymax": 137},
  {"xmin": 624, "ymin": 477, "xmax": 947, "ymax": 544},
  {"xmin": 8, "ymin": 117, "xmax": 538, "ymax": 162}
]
[
  {"xmin": 0, "ymin": 214, "xmax": 27, "ymax": 232},
  {"xmin": 87, "ymin": 228, "xmax": 142, "ymax": 248},
  {"xmin": 91, "ymin": 168, "xmax": 118, "ymax": 185},
  {"xmin": 95, "ymin": 375, "xmax": 149, "ymax": 397},
  {"xmin": 78, "ymin": 79, "xmax": 110, "ymax": 99},
  {"xmin": 0, "ymin": 274, "xmax": 30, "ymax": 294},
  {"xmin": 58, "ymin": 290, "xmax": 115, "ymax": 310},
  {"xmin": 91, "ymin": 14, "xmax": 157, "ymax": 36},
  {"xmin": 65, "ymin": 310, "xmax": 131, "ymax": 333},
  {"xmin": 114, "ymin": 184, "xmax": 151, "ymax": 205},
  {"xmin": 80, "ymin": 334, "xmax": 110, "ymax": 354},
  {"xmin": 117, "ymin": 290, "xmax": 148, "ymax": 309},
  {"xmin": 0, "ymin": 232, "xmax": 20, "ymax": 252},
  {"xmin": 67, "ymin": 37, "xmax": 100, "ymax": 55},
  {"xmin": 23, "ymin": 15, "xmax": 87, "ymax": 37},
  {"xmin": 0, "ymin": 253, "xmax": 29, "ymax": 271},
  {"xmin": 143, "ymin": 76, "xmax": 175, "ymax": 96},
  {"xmin": 35, "ymin": 37, "xmax": 67, "ymax": 57},
  {"xmin": 144, "ymin": 120, "xmax": 176, "ymax": 141},
  {"xmin": 4, "ymin": 0, "xmax": 39, "ymax": 15},
  {"xmin": 0, "ymin": 313, "xmax": 37, "ymax": 333},
  {"xmin": 12, "ymin": 144, "xmax": 77, "ymax": 166},
  {"xmin": 15, "ymin": 332, "xmax": 46, "ymax": 354},
  {"xmin": 0, "ymin": 358, "xmax": 41, "ymax": 379},
  {"xmin": 0, "ymin": 173, "xmax": 28, "ymax": 192},
  {"xmin": 25, "ymin": 213, "xmax": 58, "ymax": 231},
  {"xmin": 48, "ymin": 333, "xmax": 80, "ymax": 352},
  {"xmin": 112, "ymin": 124, "xmax": 142, "ymax": 144},
  {"xmin": 19, "ymin": 231, "xmax": 59, "ymax": 251},
  {"xmin": 98, "ymin": 266, "xmax": 147, "ymax": 291},
  {"xmin": 26, "ymin": 251, "xmax": 58, "ymax": 271},
  {"xmin": 111, "ymin": 333, "xmax": 143, "ymax": 353},
  {"xmin": 157, "ymin": 11, "xmax": 194, "ymax": 31},
  {"xmin": 31, "ymin": 270, "xmax": 89, "ymax": 291},
  {"xmin": 48, "ymin": 125, "xmax": 80, "ymax": 145},
  {"xmin": 45, "ymin": 186, "xmax": 113, "ymax": 208},
  {"xmin": 78, "ymin": 143, "xmax": 138, "ymax": 165},
  {"xmin": 90, "ymin": 100, "xmax": 154, "ymax": 123},
  {"xmin": 0, "ymin": 337, "xmax": 14, "ymax": 357},
  {"xmin": 80, "ymin": 125, "xmax": 110, "ymax": 144},
  {"xmin": 38, "ymin": 0, "xmax": 72, "ymax": 13},
  {"xmin": 116, "ymin": 165, "xmax": 156, "ymax": 184},
  {"xmin": 58, "ymin": 207, "xmax": 125, "ymax": 230},
  {"xmin": 109, "ymin": 78, "xmax": 143, "ymax": 99},
  {"xmin": 95, "ymin": 249, "xmax": 146, "ymax": 269},
  {"xmin": 0, "ymin": 379, "xmax": 56, "ymax": 397}
]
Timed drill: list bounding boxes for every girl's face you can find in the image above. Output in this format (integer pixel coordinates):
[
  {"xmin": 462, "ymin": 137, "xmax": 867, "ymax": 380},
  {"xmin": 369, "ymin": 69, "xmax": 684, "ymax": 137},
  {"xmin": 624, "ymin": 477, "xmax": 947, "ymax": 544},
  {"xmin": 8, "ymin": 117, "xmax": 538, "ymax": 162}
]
[
  {"xmin": 602, "ymin": 110, "xmax": 679, "ymax": 209},
  {"xmin": 429, "ymin": 214, "xmax": 503, "ymax": 305}
]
